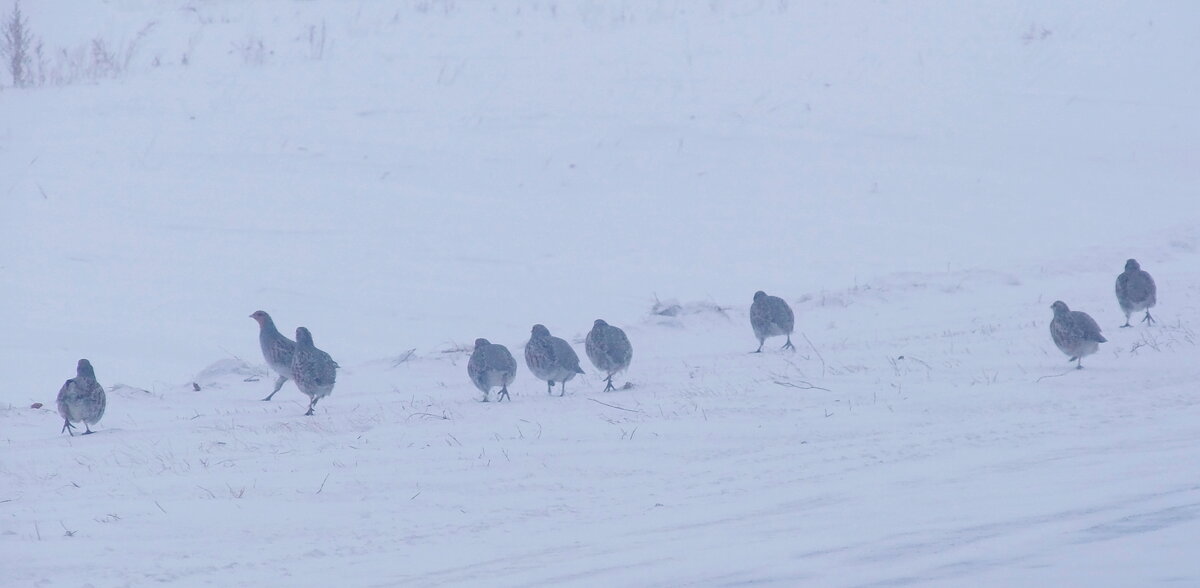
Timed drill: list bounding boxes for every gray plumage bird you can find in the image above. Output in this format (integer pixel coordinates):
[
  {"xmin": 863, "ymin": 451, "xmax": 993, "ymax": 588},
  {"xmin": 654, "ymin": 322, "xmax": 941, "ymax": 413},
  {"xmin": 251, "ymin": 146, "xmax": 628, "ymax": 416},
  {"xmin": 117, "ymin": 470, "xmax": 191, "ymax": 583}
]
[
  {"xmin": 250, "ymin": 310, "xmax": 296, "ymax": 401},
  {"xmin": 291, "ymin": 327, "xmax": 337, "ymax": 416},
  {"xmin": 1050, "ymin": 301, "xmax": 1107, "ymax": 369},
  {"xmin": 1116, "ymin": 259, "xmax": 1157, "ymax": 328},
  {"xmin": 57, "ymin": 359, "xmax": 106, "ymax": 436},
  {"xmin": 525, "ymin": 324, "xmax": 584, "ymax": 396},
  {"xmin": 750, "ymin": 290, "xmax": 795, "ymax": 353},
  {"xmin": 585, "ymin": 319, "xmax": 632, "ymax": 392},
  {"xmin": 468, "ymin": 338, "xmax": 518, "ymax": 402}
]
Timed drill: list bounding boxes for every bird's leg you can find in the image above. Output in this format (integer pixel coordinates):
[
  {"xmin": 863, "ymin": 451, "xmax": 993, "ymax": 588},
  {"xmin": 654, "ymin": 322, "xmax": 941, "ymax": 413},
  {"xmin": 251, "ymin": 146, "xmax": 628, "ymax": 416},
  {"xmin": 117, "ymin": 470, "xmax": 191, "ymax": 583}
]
[
  {"xmin": 1068, "ymin": 356, "xmax": 1078, "ymax": 363},
  {"xmin": 82, "ymin": 423, "xmax": 95, "ymax": 435},
  {"xmin": 1121, "ymin": 313, "xmax": 1132, "ymax": 328},
  {"xmin": 61, "ymin": 419, "xmax": 76, "ymax": 436},
  {"xmin": 603, "ymin": 375, "xmax": 615, "ymax": 392},
  {"xmin": 305, "ymin": 397, "xmax": 318, "ymax": 416},
  {"xmin": 782, "ymin": 336, "xmax": 795, "ymax": 351},
  {"xmin": 559, "ymin": 382, "xmax": 566, "ymax": 397},
  {"xmin": 479, "ymin": 392, "xmax": 490, "ymax": 403},
  {"xmin": 546, "ymin": 381, "xmax": 554, "ymax": 395},
  {"xmin": 752, "ymin": 340, "xmax": 764, "ymax": 353},
  {"xmin": 499, "ymin": 386, "xmax": 510, "ymax": 402},
  {"xmin": 262, "ymin": 375, "xmax": 288, "ymax": 401},
  {"xmin": 1142, "ymin": 311, "xmax": 1156, "ymax": 326},
  {"xmin": 1075, "ymin": 358, "xmax": 1083, "ymax": 370}
]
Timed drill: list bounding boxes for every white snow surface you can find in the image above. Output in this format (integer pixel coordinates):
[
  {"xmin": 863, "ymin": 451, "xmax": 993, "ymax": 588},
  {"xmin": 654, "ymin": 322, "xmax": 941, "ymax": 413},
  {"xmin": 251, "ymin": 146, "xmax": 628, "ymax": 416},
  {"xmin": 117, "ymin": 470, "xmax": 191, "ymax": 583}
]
[{"xmin": 3, "ymin": 1, "xmax": 1200, "ymax": 585}]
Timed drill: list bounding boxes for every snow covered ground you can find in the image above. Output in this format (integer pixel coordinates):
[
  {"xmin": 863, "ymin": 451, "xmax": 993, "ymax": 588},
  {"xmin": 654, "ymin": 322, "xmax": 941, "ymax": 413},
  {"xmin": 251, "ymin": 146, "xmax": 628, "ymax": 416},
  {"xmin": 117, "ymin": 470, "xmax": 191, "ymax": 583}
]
[{"xmin": 3, "ymin": 1, "xmax": 1200, "ymax": 585}]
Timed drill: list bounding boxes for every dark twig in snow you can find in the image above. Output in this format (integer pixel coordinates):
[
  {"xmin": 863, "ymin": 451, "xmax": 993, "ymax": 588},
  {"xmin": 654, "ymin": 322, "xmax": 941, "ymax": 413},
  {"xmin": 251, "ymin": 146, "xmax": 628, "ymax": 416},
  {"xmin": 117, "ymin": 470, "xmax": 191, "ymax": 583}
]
[
  {"xmin": 1036, "ymin": 370, "xmax": 1073, "ymax": 383},
  {"xmin": 316, "ymin": 473, "xmax": 330, "ymax": 494},
  {"xmin": 392, "ymin": 348, "xmax": 417, "ymax": 367},
  {"xmin": 802, "ymin": 332, "xmax": 825, "ymax": 377},
  {"xmin": 407, "ymin": 411, "xmax": 450, "ymax": 421},
  {"xmin": 519, "ymin": 418, "xmax": 543, "ymax": 439},
  {"xmin": 154, "ymin": 500, "xmax": 166, "ymax": 514},
  {"xmin": 588, "ymin": 398, "xmax": 642, "ymax": 413},
  {"xmin": 898, "ymin": 355, "xmax": 932, "ymax": 371},
  {"xmin": 217, "ymin": 346, "xmax": 245, "ymax": 362},
  {"xmin": 773, "ymin": 380, "xmax": 831, "ymax": 392}
]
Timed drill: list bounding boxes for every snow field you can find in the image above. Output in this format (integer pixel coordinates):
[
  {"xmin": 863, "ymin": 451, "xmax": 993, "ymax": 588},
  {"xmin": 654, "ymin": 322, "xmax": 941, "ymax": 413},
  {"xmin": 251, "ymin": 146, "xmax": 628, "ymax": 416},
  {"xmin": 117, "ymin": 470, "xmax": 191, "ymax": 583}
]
[{"xmin": 3, "ymin": 1, "xmax": 1200, "ymax": 585}]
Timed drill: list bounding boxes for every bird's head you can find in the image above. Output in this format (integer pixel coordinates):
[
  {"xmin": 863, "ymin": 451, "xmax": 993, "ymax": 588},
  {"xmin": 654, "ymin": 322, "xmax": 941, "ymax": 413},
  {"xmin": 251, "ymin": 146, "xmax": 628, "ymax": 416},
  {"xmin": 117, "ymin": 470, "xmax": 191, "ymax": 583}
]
[
  {"xmin": 593, "ymin": 319, "xmax": 608, "ymax": 328},
  {"xmin": 1125, "ymin": 259, "xmax": 1140, "ymax": 272},
  {"xmin": 753, "ymin": 290, "xmax": 767, "ymax": 302},
  {"xmin": 250, "ymin": 310, "xmax": 272, "ymax": 327},
  {"xmin": 474, "ymin": 338, "xmax": 491, "ymax": 349},
  {"xmin": 76, "ymin": 359, "xmax": 95, "ymax": 379},
  {"xmin": 295, "ymin": 327, "xmax": 314, "ymax": 346},
  {"xmin": 1050, "ymin": 300, "xmax": 1069, "ymax": 316},
  {"xmin": 531, "ymin": 324, "xmax": 550, "ymax": 338}
]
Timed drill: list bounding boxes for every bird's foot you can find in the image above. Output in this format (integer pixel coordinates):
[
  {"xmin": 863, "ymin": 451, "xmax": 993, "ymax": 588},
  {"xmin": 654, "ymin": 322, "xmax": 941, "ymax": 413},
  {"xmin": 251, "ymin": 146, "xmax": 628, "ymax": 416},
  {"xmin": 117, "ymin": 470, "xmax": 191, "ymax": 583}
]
[
  {"xmin": 479, "ymin": 396, "xmax": 490, "ymax": 403},
  {"xmin": 1068, "ymin": 356, "xmax": 1078, "ymax": 362},
  {"xmin": 782, "ymin": 340, "xmax": 795, "ymax": 351},
  {"xmin": 603, "ymin": 378, "xmax": 616, "ymax": 393},
  {"xmin": 1075, "ymin": 364, "xmax": 1084, "ymax": 370},
  {"xmin": 82, "ymin": 429, "xmax": 95, "ymax": 435},
  {"xmin": 1143, "ymin": 312, "xmax": 1156, "ymax": 325},
  {"xmin": 1120, "ymin": 323, "xmax": 1132, "ymax": 328},
  {"xmin": 499, "ymin": 389, "xmax": 510, "ymax": 402},
  {"xmin": 304, "ymin": 407, "xmax": 315, "ymax": 416},
  {"xmin": 61, "ymin": 421, "xmax": 76, "ymax": 436}
]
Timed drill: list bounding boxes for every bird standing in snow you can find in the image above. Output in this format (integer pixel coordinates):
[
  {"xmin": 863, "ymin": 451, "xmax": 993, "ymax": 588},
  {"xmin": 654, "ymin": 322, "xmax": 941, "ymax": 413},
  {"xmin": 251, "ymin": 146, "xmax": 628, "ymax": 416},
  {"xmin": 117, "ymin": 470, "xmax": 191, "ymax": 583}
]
[
  {"xmin": 57, "ymin": 359, "xmax": 106, "ymax": 436},
  {"xmin": 1116, "ymin": 259, "xmax": 1157, "ymax": 328},
  {"xmin": 1050, "ymin": 301, "xmax": 1107, "ymax": 369},
  {"xmin": 750, "ymin": 290, "xmax": 795, "ymax": 353},
  {"xmin": 468, "ymin": 338, "xmax": 518, "ymax": 402},
  {"xmin": 585, "ymin": 319, "xmax": 632, "ymax": 392},
  {"xmin": 525, "ymin": 324, "xmax": 584, "ymax": 396},
  {"xmin": 291, "ymin": 327, "xmax": 337, "ymax": 415},
  {"xmin": 250, "ymin": 310, "xmax": 296, "ymax": 401}
]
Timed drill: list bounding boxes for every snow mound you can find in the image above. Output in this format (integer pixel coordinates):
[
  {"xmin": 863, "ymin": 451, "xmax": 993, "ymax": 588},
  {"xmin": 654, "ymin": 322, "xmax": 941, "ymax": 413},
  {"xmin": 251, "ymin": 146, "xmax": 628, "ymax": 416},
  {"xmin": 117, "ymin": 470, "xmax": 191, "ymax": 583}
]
[{"xmin": 192, "ymin": 358, "xmax": 268, "ymax": 389}]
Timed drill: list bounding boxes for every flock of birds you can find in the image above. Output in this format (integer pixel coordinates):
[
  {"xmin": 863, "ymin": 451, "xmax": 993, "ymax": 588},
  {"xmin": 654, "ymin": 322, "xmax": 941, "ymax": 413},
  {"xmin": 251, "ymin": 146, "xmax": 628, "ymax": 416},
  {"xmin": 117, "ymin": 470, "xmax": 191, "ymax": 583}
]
[{"xmin": 54, "ymin": 259, "xmax": 1159, "ymax": 434}]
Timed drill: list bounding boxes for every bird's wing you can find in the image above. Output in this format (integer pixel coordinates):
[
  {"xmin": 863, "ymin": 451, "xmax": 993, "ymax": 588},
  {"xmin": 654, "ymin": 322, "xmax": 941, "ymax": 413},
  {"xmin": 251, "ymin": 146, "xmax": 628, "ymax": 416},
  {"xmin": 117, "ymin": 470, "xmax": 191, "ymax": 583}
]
[
  {"xmin": 777, "ymin": 300, "xmax": 795, "ymax": 329},
  {"xmin": 90, "ymin": 380, "xmax": 107, "ymax": 418},
  {"xmin": 56, "ymin": 379, "xmax": 74, "ymax": 415},
  {"xmin": 1141, "ymin": 271, "xmax": 1157, "ymax": 305},
  {"xmin": 1076, "ymin": 312, "xmax": 1106, "ymax": 342},
  {"xmin": 553, "ymin": 338, "xmax": 582, "ymax": 371}
]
